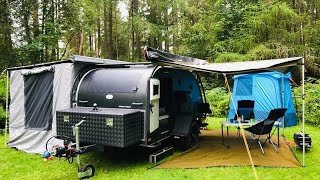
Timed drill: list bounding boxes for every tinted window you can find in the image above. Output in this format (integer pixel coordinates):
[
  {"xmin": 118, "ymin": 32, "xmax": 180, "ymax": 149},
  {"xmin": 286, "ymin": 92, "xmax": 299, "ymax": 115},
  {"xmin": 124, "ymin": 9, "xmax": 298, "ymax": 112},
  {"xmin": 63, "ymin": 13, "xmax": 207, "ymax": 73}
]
[
  {"xmin": 87, "ymin": 69, "xmax": 144, "ymax": 93},
  {"xmin": 153, "ymin": 84, "xmax": 159, "ymax": 96}
]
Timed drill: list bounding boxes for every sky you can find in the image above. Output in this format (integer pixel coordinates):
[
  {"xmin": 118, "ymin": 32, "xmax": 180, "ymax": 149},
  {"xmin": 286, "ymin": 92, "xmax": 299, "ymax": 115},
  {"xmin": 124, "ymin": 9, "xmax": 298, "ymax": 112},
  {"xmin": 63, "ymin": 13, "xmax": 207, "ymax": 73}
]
[{"xmin": 117, "ymin": 1, "xmax": 129, "ymax": 21}]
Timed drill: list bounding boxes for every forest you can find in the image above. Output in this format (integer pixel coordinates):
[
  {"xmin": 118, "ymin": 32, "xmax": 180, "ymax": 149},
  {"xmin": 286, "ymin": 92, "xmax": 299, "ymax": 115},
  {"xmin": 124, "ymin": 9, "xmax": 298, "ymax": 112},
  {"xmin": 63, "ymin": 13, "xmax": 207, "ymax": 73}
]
[
  {"xmin": 1, "ymin": 0, "xmax": 320, "ymax": 125},
  {"xmin": 0, "ymin": 0, "xmax": 319, "ymax": 79}
]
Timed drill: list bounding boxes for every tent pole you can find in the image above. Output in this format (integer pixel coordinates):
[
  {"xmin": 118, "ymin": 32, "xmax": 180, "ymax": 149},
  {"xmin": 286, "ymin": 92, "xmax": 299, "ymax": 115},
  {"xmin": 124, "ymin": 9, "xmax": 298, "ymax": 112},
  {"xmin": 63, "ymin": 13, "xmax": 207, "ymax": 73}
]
[
  {"xmin": 224, "ymin": 74, "xmax": 258, "ymax": 179},
  {"xmin": 224, "ymin": 74, "xmax": 232, "ymax": 121},
  {"xmin": 5, "ymin": 70, "xmax": 9, "ymax": 147},
  {"xmin": 302, "ymin": 58, "xmax": 305, "ymax": 167}
]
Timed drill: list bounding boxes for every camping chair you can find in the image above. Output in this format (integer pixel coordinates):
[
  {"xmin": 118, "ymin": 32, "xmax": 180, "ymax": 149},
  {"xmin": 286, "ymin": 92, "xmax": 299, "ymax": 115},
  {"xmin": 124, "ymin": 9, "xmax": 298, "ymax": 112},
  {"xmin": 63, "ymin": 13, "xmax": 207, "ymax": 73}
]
[
  {"xmin": 236, "ymin": 100, "xmax": 255, "ymax": 120},
  {"xmin": 232, "ymin": 100, "xmax": 254, "ymax": 135},
  {"xmin": 244, "ymin": 108, "xmax": 287, "ymax": 154},
  {"xmin": 197, "ymin": 102, "xmax": 212, "ymax": 129}
]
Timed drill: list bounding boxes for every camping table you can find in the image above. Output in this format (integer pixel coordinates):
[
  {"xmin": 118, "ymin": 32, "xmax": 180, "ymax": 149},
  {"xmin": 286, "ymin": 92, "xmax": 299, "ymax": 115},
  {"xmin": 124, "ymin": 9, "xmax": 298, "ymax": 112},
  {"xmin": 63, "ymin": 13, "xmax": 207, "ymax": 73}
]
[{"xmin": 220, "ymin": 121, "xmax": 280, "ymax": 149}]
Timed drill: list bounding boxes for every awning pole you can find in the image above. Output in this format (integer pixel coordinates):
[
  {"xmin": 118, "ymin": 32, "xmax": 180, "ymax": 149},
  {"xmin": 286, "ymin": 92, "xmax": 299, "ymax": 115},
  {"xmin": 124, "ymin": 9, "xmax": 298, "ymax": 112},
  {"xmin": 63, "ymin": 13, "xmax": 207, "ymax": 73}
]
[
  {"xmin": 224, "ymin": 74, "xmax": 258, "ymax": 180},
  {"xmin": 302, "ymin": 58, "xmax": 305, "ymax": 167},
  {"xmin": 224, "ymin": 74, "xmax": 232, "ymax": 121},
  {"xmin": 5, "ymin": 70, "xmax": 9, "ymax": 147}
]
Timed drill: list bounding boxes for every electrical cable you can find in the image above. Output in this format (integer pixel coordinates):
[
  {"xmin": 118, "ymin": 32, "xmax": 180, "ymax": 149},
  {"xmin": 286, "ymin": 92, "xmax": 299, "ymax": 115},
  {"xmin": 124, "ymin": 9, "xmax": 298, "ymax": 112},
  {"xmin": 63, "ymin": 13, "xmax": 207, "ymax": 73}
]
[
  {"xmin": 45, "ymin": 135, "xmax": 73, "ymax": 151},
  {"xmin": 45, "ymin": 135, "xmax": 76, "ymax": 164}
]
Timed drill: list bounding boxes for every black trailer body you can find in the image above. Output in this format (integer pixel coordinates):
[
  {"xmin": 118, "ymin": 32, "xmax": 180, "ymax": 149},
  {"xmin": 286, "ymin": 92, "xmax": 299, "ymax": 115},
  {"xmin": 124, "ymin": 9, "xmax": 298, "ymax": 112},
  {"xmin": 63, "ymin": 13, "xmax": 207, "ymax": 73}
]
[{"xmin": 56, "ymin": 64, "xmax": 207, "ymax": 149}]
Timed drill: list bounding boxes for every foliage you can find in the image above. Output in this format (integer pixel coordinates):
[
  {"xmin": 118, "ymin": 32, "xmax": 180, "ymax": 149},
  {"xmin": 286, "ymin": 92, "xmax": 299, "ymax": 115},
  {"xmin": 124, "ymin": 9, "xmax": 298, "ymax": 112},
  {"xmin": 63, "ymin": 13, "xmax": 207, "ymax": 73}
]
[
  {"xmin": 0, "ymin": 107, "xmax": 5, "ymax": 128},
  {"xmin": 205, "ymin": 87, "xmax": 230, "ymax": 117},
  {"xmin": 247, "ymin": 44, "xmax": 276, "ymax": 60},
  {"xmin": 0, "ymin": 0, "xmax": 319, "ymax": 78},
  {"xmin": 0, "ymin": 75, "xmax": 7, "ymax": 128},
  {"xmin": 0, "ymin": 76, "xmax": 6, "ymax": 102},
  {"xmin": 200, "ymin": 73, "xmax": 226, "ymax": 91},
  {"xmin": 214, "ymin": 52, "xmax": 248, "ymax": 63},
  {"xmin": 294, "ymin": 79, "xmax": 320, "ymax": 127}
]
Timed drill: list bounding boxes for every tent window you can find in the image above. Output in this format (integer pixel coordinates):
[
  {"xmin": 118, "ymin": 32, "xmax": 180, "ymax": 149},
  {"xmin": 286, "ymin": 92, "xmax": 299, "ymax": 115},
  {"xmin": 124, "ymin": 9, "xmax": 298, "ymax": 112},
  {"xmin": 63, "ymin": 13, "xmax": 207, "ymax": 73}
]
[
  {"xmin": 24, "ymin": 71, "xmax": 54, "ymax": 130},
  {"xmin": 236, "ymin": 77, "xmax": 253, "ymax": 96}
]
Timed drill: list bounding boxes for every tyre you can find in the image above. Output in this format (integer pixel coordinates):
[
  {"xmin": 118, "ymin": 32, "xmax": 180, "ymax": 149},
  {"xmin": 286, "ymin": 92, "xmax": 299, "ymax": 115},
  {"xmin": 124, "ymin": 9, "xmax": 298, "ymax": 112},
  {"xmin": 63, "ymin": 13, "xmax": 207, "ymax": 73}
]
[
  {"xmin": 79, "ymin": 163, "xmax": 95, "ymax": 179},
  {"xmin": 180, "ymin": 122, "xmax": 200, "ymax": 150}
]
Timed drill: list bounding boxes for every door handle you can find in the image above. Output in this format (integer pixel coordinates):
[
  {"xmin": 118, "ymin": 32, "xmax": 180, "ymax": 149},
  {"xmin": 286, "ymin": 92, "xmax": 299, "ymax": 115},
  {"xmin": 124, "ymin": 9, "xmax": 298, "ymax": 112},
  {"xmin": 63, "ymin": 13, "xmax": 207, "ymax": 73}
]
[
  {"xmin": 132, "ymin": 102, "xmax": 143, "ymax": 106},
  {"xmin": 150, "ymin": 103, "xmax": 154, "ymax": 113}
]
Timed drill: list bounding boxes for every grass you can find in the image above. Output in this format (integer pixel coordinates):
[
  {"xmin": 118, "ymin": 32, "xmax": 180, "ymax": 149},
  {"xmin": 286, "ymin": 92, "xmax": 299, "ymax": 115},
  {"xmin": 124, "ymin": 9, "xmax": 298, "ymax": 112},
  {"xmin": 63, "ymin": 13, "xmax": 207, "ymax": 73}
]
[{"xmin": 0, "ymin": 117, "xmax": 319, "ymax": 180}]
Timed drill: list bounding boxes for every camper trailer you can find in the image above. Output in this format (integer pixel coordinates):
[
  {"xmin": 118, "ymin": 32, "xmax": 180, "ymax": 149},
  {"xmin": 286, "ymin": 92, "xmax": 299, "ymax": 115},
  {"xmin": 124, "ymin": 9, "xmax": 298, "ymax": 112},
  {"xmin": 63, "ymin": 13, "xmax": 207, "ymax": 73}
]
[{"xmin": 7, "ymin": 55, "xmax": 210, "ymax": 154}]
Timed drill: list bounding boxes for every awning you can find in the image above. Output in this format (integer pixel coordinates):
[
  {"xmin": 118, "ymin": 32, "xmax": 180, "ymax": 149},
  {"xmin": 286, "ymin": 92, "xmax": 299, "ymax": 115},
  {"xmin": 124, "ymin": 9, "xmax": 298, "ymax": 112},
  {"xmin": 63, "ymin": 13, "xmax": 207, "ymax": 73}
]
[
  {"xmin": 71, "ymin": 55, "xmax": 130, "ymax": 64},
  {"xmin": 21, "ymin": 66, "xmax": 54, "ymax": 75},
  {"xmin": 144, "ymin": 47, "xmax": 302, "ymax": 74}
]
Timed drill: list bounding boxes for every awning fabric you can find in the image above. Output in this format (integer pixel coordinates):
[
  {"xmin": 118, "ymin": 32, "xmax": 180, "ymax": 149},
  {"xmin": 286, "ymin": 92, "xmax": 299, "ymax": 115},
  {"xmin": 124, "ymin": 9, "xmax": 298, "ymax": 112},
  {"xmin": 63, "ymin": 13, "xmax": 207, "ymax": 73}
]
[
  {"xmin": 144, "ymin": 47, "xmax": 302, "ymax": 74},
  {"xmin": 21, "ymin": 66, "xmax": 54, "ymax": 75}
]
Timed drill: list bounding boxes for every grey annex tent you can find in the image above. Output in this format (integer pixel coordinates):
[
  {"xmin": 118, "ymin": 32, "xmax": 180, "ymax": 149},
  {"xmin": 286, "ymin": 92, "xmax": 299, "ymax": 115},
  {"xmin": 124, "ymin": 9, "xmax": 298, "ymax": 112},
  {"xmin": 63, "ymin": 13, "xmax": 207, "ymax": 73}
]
[{"xmin": 6, "ymin": 56, "xmax": 128, "ymax": 153}]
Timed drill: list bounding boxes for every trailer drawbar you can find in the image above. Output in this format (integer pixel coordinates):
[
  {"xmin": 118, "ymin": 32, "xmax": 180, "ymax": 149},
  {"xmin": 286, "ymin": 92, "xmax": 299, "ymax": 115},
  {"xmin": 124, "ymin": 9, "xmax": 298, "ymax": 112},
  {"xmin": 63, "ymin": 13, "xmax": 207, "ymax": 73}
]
[{"xmin": 43, "ymin": 118, "xmax": 96, "ymax": 179}]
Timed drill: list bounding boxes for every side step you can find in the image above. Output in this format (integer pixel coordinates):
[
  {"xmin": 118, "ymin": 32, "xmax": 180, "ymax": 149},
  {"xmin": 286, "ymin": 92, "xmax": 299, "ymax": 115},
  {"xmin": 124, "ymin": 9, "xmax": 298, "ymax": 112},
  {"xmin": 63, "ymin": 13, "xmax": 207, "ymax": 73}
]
[
  {"xmin": 149, "ymin": 147, "xmax": 174, "ymax": 163},
  {"xmin": 140, "ymin": 141, "xmax": 162, "ymax": 148}
]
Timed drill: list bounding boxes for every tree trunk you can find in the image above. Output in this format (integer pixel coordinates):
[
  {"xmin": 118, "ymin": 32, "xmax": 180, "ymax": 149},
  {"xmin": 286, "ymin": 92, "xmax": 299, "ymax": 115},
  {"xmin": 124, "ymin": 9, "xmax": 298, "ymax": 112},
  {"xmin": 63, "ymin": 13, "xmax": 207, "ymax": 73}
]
[
  {"xmin": 108, "ymin": 1, "xmax": 113, "ymax": 59},
  {"xmin": 133, "ymin": 0, "xmax": 141, "ymax": 59},
  {"xmin": 79, "ymin": 30, "xmax": 84, "ymax": 55},
  {"xmin": 41, "ymin": 0, "xmax": 48, "ymax": 63},
  {"xmin": 1, "ymin": 0, "xmax": 15, "ymax": 67},
  {"xmin": 96, "ymin": 0, "xmax": 101, "ymax": 57},
  {"xmin": 148, "ymin": 0, "xmax": 159, "ymax": 49},
  {"xmin": 114, "ymin": 7, "xmax": 119, "ymax": 59},
  {"xmin": 31, "ymin": 0, "xmax": 40, "ymax": 63},
  {"xmin": 164, "ymin": 2, "xmax": 169, "ymax": 52},
  {"xmin": 50, "ymin": 0, "xmax": 56, "ymax": 61},
  {"xmin": 102, "ymin": 0, "xmax": 108, "ymax": 58},
  {"xmin": 172, "ymin": 0, "xmax": 178, "ymax": 52},
  {"xmin": 130, "ymin": 0, "xmax": 135, "ymax": 61},
  {"xmin": 96, "ymin": 18, "xmax": 101, "ymax": 57}
]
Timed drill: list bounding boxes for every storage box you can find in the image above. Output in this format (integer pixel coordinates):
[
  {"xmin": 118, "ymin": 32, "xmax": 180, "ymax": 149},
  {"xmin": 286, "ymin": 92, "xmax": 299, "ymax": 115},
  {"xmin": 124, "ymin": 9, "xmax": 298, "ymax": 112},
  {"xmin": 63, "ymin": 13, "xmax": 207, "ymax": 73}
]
[
  {"xmin": 294, "ymin": 133, "xmax": 312, "ymax": 148},
  {"xmin": 56, "ymin": 107, "xmax": 143, "ymax": 148}
]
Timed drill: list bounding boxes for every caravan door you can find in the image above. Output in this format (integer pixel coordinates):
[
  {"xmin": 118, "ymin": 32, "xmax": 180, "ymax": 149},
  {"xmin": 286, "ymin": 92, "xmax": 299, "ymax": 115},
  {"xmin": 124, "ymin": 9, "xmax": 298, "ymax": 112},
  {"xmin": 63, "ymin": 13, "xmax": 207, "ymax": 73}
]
[{"xmin": 149, "ymin": 78, "xmax": 160, "ymax": 133}]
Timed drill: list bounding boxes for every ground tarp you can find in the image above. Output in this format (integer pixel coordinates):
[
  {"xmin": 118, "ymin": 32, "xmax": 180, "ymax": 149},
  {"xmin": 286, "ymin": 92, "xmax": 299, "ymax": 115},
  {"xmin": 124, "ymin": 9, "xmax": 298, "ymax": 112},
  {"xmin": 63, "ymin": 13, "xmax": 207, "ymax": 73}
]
[{"xmin": 156, "ymin": 129, "xmax": 300, "ymax": 168}]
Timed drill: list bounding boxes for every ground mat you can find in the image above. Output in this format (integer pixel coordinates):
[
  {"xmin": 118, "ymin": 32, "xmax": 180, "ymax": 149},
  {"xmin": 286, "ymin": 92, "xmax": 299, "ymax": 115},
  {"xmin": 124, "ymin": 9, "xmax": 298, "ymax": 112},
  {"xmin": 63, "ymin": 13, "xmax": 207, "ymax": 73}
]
[{"xmin": 156, "ymin": 129, "xmax": 300, "ymax": 168}]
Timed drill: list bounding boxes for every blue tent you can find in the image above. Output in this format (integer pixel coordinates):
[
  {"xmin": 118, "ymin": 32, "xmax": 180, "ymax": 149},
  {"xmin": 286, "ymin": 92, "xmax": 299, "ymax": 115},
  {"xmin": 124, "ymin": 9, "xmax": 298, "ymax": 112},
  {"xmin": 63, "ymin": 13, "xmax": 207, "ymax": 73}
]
[{"xmin": 227, "ymin": 71, "xmax": 297, "ymax": 127}]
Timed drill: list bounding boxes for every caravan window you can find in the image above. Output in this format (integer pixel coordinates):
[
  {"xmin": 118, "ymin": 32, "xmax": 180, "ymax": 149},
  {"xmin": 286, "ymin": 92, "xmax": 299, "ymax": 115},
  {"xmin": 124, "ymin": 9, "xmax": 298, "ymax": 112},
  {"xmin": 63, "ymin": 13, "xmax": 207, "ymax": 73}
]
[
  {"xmin": 153, "ymin": 84, "xmax": 159, "ymax": 96},
  {"xmin": 24, "ymin": 71, "xmax": 54, "ymax": 130},
  {"xmin": 236, "ymin": 77, "xmax": 253, "ymax": 96},
  {"xmin": 86, "ymin": 69, "xmax": 144, "ymax": 93}
]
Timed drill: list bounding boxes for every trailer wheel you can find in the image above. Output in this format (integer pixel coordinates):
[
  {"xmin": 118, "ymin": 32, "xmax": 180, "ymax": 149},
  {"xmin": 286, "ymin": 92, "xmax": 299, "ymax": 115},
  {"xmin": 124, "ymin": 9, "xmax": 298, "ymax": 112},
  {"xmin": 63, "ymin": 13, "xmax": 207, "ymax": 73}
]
[
  {"xmin": 180, "ymin": 122, "xmax": 199, "ymax": 150},
  {"xmin": 79, "ymin": 163, "xmax": 95, "ymax": 179}
]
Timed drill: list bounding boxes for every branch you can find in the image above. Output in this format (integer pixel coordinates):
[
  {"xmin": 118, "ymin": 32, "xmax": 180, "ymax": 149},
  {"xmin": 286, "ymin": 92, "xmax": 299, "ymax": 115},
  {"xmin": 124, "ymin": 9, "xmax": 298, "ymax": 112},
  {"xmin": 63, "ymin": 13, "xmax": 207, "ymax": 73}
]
[{"xmin": 59, "ymin": 32, "xmax": 76, "ymax": 60}]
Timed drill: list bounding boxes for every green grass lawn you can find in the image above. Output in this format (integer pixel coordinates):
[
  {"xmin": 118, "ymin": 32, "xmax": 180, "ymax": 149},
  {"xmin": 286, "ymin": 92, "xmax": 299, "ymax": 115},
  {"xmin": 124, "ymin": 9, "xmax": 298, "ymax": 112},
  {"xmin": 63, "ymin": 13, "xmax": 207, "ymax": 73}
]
[{"xmin": 0, "ymin": 117, "xmax": 319, "ymax": 180}]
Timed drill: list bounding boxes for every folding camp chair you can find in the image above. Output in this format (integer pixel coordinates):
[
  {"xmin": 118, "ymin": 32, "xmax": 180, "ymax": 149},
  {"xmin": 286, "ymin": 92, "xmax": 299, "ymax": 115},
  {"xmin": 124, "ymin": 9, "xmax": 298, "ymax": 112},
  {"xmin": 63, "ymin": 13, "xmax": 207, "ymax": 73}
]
[
  {"xmin": 244, "ymin": 108, "xmax": 287, "ymax": 154},
  {"xmin": 232, "ymin": 100, "xmax": 254, "ymax": 135},
  {"xmin": 197, "ymin": 102, "xmax": 212, "ymax": 128},
  {"xmin": 236, "ymin": 100, "xmax": 255, "ymax": 120}
]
